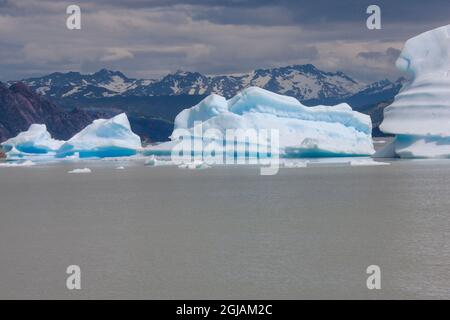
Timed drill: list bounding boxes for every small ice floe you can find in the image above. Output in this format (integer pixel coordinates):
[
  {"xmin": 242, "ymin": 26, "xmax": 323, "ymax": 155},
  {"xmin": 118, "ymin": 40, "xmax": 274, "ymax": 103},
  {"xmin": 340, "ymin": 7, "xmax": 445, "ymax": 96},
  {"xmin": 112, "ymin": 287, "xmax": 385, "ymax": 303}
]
[
  {"xmin": 350, "ymin": 159, "xmax": 390, "ymax": 166},
  {"xmin": 144, "ymin": 155, "xmax": 174, "ymax": 167},
  {"xmin": 116, "ymin": 166, "xmax": 125, "ymax": 170},
  {"xmin": 0, "ymin": 160, "xmax": 35, "ymax": 167},
  {"xmin": 145, "ymin": 155, "xmax": 158, "ymax": 166},
  {"xmin": 305, "ymin": 159, "xmax": 352, "ymax": 167},
  {"xmin": 281, "ymin": 158, "xmax": 390, "ymax": 168},
  {"xmin": 282, "ymin": 160, "xmax": 307, "ymax": 168},
  {"xmin": 178, "ymin": 160, "xmax": 210, "ymax": 170},
  {"xmin": 68, "ymin": 168, "xmax": 92, "ymax": 174}
]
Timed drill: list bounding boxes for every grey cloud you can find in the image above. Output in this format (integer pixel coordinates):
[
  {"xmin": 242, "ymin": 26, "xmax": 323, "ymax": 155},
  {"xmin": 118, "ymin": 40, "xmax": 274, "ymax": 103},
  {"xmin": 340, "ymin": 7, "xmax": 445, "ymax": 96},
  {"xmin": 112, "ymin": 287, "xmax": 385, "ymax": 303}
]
[
  {"xmin": 0, "ymin": 0, "xmax": 448, "ymax": 83},
  {"xmin": 357, "ymin": 47, "xmax": 401, "ymax": 64}
]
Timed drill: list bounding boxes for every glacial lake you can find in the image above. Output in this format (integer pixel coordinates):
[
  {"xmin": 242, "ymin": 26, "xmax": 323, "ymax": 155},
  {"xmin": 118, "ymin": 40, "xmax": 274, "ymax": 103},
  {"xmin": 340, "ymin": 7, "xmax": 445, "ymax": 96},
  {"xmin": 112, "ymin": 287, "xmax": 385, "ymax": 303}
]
[{"xmin": 0, "ymin": 159, "xmax": 449, "ymax": 299}]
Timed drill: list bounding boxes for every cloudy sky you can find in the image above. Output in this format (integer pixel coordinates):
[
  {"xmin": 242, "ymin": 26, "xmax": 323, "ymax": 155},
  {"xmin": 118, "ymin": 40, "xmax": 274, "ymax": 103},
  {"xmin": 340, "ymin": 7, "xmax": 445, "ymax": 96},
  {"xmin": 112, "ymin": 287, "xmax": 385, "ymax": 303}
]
[{"xmin": 0, "ymin": 0, "xmax": 449, "ymax": 83}]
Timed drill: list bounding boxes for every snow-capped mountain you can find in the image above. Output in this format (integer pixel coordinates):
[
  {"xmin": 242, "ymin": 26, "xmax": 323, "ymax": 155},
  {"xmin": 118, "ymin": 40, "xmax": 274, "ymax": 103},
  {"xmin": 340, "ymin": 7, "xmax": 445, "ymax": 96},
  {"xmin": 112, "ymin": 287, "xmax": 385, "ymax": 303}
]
[
  {"xmin": 345, "ymin": 77, "xmax": 408, "ymax": 108},
  {"xmin": 14, "ymin": 64, "xmax": 367, "ymax": 103},
  {"xmin": 125, "ymin": 65, "xmax": 364, "ymax": 102},
  {"xmin": 15, "ymin": 69, "xmax": 142, "ymax": 99}
]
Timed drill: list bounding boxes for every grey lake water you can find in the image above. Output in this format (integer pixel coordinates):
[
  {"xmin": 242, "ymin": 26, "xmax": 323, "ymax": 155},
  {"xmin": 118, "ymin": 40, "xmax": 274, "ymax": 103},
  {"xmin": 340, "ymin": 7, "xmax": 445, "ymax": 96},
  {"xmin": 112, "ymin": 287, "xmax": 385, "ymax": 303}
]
[{"xmin": 0, "ymin": 159, "xmax": 449, "ymax": 299}]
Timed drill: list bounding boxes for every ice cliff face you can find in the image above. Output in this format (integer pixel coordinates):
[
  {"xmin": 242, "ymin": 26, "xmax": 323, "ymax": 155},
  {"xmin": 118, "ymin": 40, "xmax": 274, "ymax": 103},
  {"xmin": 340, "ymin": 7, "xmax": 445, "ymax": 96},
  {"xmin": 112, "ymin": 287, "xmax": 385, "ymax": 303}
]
[
  {"xmin": 149, "ymin": 87, "xmax": 374, "ymax": 157},
  {"xmin": 380, "ymin": 25, "xmax": 450, "ymax": 158}
]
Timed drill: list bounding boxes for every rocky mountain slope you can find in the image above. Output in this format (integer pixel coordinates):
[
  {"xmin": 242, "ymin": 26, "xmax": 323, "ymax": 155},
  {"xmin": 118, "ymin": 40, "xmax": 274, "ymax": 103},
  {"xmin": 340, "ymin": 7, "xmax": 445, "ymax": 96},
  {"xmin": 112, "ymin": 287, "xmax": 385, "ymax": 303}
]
[{"xmin": 0, "ymin": 82, "xmax": 97, "ymax": 142}]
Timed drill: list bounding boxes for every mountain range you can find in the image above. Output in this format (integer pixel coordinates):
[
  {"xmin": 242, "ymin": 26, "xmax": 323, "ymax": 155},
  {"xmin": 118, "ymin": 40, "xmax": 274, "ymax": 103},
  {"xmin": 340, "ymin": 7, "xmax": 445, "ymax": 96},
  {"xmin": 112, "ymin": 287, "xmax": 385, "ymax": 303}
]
[
  {"xmin": 11, "ymin": 64, "xmax": 405, "ymax": 106},
  {"xmin": 2, "ymin": 64, "xmax": 407, "ymax": 143}
]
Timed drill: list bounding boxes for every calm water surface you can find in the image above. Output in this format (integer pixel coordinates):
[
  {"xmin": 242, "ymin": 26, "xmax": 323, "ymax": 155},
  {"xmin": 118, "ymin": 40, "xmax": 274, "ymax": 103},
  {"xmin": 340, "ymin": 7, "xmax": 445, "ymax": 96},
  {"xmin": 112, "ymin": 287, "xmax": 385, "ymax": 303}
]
[{"xmin": 0, "ymin": 160, "xmax": 449, "ymax": 299}]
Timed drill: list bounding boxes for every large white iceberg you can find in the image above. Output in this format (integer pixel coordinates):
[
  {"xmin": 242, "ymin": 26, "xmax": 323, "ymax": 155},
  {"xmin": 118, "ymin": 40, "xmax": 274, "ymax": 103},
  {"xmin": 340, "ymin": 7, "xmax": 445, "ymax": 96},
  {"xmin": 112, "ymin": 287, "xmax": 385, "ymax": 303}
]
[
  {"xmin": 1, "ymin": 124, "xmax": 64, "ymax": 155},
  {"xmin": 145, "ymin": 87, "xmax": 374, "ymax": 159},
  {"xmin": 57, "ymin": 113, "xmax": 142, "ymax": 158},
  {"xmin": 380, "ymin": 24, "xmax": 450, "ymax": 158}
]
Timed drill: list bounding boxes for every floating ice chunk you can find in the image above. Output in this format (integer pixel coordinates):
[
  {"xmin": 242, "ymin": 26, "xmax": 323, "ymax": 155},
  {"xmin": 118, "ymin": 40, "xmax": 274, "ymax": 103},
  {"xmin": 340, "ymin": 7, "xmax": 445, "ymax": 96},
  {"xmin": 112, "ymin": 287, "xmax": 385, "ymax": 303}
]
[
  {"xmin": 116, "ymin": 166, "xmax": 125, "ymax": 170},
  {"xmin": 281, "ymin": 158, "xmax": 389, "ymax": 168},
  {"xmin": 144, "ymin": 155, "xmax": 175, "ymax": 166},
  {"xmin": 0, "ymin": 160, "xmax": 35, "ymax": 167},
  {"xmin": 380, "ymin": 24, "xmax": 450, "ymax": 158},
  {"xmin": 373, "ymin": 140, "xmax": 396, "ymax": 158},
  {"xmin": 68, "ymin": 168, "xmax": 92, "ymax": 173},
  {"xmin": 1, "ymin": 124, "xmax": 64, "ymax": 155},
  {"xmin": 145, "ymin": 155, "xmax": 158, "ymax": 166},
  {"xmin": 350, "ymin": 159, "xmax": 390, "ymax": 166},
  {"xmin": 178, "ymin": 160, "xmax": 210, "ymax": 169},
  {"xmin": 57, "ymin": 113, "xmax": 142, "ymax": 158},
  {"xmin": 282, "ymin": 160, "xmax": 307, "ymax": 168},
  {"xmin": 305, "ymin": 159, "xmax": 352, "ymax": 167}
]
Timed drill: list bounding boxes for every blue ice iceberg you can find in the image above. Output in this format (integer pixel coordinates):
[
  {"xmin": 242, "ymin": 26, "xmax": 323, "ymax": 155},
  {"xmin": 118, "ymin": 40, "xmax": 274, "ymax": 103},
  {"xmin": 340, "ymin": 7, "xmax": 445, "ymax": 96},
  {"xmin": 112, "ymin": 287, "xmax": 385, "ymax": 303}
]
[
  {"xmin": 146, "ymin": 87, "xmax": 375, "ymax": 158},
  {"xmin": 57, "ymin": 113, "xmax": 142, "ymax": 158},
  {"xmin": 1, "ymin": 113, "xmax": 142, "ymax": 160},
  {"xmin": 1, "ymin": 124, "xmax": 64, "ymax": 156},
  {"xmin": 379, "ymin": 24, "xmax": 450, "ymax": 158}
]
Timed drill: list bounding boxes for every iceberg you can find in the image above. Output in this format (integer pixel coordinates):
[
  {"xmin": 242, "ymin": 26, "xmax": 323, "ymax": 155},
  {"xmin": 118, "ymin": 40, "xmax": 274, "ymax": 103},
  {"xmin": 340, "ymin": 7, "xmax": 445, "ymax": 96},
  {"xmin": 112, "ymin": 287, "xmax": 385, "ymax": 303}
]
[
  {"xmin": 349, "ymin": 159, "xmax": 389, "ymax": 167},
  {"xmin": 57, "ymin": 113, "xmax": 142, "ymax": 158},
  {"xmin": 380, "ymin": 24, "xmax": 450, "ymax": 158},
  {"xmin": 68, "ymin": 168, "xmax": 92, "ymax": 174},
  {"xmin": 0, "ymin": 160, "xmax": 35, "ymax": 167},
  {"xmin": 145, "ymin": 155, "xmax": 158, "ymax": 166},
  {"xmin": 282, "ymin": 160, "xmax": 308, "ymax": 168},
  {"xmin": 1, "ymin": 124, "xmax": 64, "ymax": 155},
  {"xmin": 178, "ymin": 160, "xmax": 211, "ymax": 170},
  {"xmin": 145, "ymin": 87, "xmax": 374, "ymax": 159},
  {"xmin": 1, "ymin": 113, "xmax": 142, "ymax": 161}
]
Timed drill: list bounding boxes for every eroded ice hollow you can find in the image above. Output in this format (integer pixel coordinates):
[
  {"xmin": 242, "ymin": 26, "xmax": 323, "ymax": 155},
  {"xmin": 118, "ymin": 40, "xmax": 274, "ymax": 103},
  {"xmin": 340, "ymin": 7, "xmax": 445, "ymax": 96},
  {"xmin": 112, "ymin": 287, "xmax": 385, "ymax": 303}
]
[
  {"xmin": 144, "ymin": 86, "xmax": 375, "ymax": 158},
  {"xmin": 379, "ymin": 24, "xmax": 450, "ymax": 158}
]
